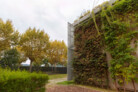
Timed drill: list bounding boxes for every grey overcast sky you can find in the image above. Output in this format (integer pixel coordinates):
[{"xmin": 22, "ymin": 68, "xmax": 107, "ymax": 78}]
[{"xmin": 0, "ymin": 0, "xmax": 108, "ymax": 45}]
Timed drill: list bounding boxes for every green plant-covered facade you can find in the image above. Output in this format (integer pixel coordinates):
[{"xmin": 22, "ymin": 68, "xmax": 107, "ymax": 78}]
[{"xmin": 73, "ymin": 0, "xmax": 138, "ymax": 91}]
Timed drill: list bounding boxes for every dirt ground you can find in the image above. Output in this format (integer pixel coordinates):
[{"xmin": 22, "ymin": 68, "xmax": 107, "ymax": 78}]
[
  {"xmin": 46, "ymin": 77, "xmax": 101, "ymax": 92},
  {"xmin": 47, "ymin": 85, "xmax": 100, "ymax": 92}
]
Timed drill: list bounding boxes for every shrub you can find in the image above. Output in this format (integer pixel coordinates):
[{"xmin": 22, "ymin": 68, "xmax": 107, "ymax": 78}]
[{"xmin": 0, "ymin": 68, "xmax": 49, "ymax": 92}]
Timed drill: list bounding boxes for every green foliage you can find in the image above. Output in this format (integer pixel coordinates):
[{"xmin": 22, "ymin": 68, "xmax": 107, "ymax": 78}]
[
  {"xmin": 103, "ymin": 20, "xmax": 138, "ymax": 82},
  {"xmin": 57, "ymin": 80, "xmax": 74, "ymax": 85},
  {"xmin": 101, "ymin": 0, "xmax": 138, "ymax": 85},
  {"xmin": 92, "ymin": 11, "xmax": 100, "ymax": 35},
  {"xmin": 0, "ymin": 48, "xmax": 20, "ymax": 68},
  {"xmin": 20, "ymin": 28, "xmax": 50, "ymax": 72},
  {"xmin": 110, "ymin": 0, "xmax": 138, "ymax": 14},
  {"xmin": 0, "ymin": 18, "xmax": 67, "ymax": 72},
  {"xmin": 42, "ymin": 58, "xmax": 49, "ymax": 67},
  {"xmin": 0, "ymin": 68, "xmax": 49, "ymax": 92},
  {"xmin": 73, "ymin": 0, "xmax": 138, "ymax": 90},
  {"xmin": 49, "ymin": 74, "xmax": 67, "ymax": 80},
  {"xmin": 74, "ymin": 21, "xmax": 108, "ymax": 87},
  {"xmin": 16, "ymin": 46, "xmax": 27, "ymax": 67}
]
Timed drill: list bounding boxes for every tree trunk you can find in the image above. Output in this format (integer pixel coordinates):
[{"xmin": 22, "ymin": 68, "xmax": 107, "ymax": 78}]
[
  {"xmin": 29, "ymin": 61, "xmax": 33, "ymax": 72},
  {"xmin": 106, "ymin": 69, "xmax": 109, "ymax": 89},
  {"xmin": 101, "ymin": 74, "xmax": 103, "ymax": 88},
  {"xmin": 123, "ymin": 78, "xmax": 126, "ymax": 92},
  {"xmin": 101, "ymin": 78, "xmax": 103, "ymax": 88},
  {"xmin": 18, "ymin": 63, "xmax": 21, "ymax": 69},
  {"xmin": 132, "ymin": 79, "xmax": 136, "ymax": 92},
  {"xmin": 52, "ymin": 65, "xmax": 53, "ymax": 72},
  {"xmin": 54, "ymin": 64, "xmax": 56, "ymax": 72},
  {"xmin": 51, "ymin": 65, "xmax": 54, "ymax": 72},
  {"xmin": 44, "ymin": 64, "xmax": 47, "ymax": 73},
  {"xmin": 114, "ymin": 79, "xmax": 119, "ymax": 92}
]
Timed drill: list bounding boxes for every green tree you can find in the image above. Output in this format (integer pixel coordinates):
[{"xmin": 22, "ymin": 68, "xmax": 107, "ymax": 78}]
[
  {"xmin": 0, "ymin": 48, "xmax": 20, "ymax": 68},
  {"xmin": 16, "ymin": 46, "xmax": 27, "ymax": 68},
  {"xmin": 42, "ymin": 58, "xmax": 49, "ymax": 67},
  {"xmin": 20, "ymin": 28, "xmax": 50, "ymax": 72}
]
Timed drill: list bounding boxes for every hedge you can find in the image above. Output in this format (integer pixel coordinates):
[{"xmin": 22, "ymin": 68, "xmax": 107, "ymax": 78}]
[{"xmin": 0, "ymin": 68, "xmax": 49, "ymax": 92}]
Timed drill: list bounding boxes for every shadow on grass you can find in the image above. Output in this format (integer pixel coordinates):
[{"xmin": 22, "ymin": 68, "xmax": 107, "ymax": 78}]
[
  {"xmin": 48, "ymin": 74, "xmax": 67, "ymax": 80},
  {"xmin": 57, "ymin": 80, "xmax": 74, "ymax": 85}
]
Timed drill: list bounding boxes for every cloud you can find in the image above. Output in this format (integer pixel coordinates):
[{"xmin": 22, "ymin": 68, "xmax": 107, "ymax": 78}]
[{"xmin": 0, "ymin": 0, "xmax": 107, "ymax": 45}]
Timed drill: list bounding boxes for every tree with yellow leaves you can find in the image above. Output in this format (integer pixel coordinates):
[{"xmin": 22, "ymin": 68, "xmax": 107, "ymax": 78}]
[
  {"xmin": 0, "ymin": 19, "xmax": 19, "ymax": 54},
  {"xmin": 47, "ymin": 40, "xmax": 67, "ymax": 71},
  {"xmin": 20, "ymin": 28, "xmax": 50, "ymax": 72},
  {"xmin": 16, "ymin": 46, "xmax": 27, "ymax": 68}
]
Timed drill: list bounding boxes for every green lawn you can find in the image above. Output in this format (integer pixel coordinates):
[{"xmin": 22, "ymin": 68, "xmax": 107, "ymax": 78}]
[
  {"xmin": 57, "ymin": 80, "xmax": 74, "ymax": 85},
  {"xmin": 48, "ymin": 74, "xmax": 67, "ymax": 80}
]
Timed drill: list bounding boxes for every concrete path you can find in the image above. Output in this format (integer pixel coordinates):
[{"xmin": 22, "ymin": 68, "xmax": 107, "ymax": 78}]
[
  {"xmin": 46, "ymin": 77, "xmax": 101, "ymax": 92},
  {"xmin": 47, "ymin": 77, "xmax": 67, "ymax": 86}
]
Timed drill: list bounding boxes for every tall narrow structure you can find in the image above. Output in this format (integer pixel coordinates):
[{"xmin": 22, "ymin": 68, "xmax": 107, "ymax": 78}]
[{"xmin": 67, "ymin": 23, "xmax": 74, "ymax": 80}]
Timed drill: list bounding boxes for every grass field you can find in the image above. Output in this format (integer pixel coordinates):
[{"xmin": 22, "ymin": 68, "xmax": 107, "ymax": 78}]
[
  {"xmin": 48, "ymin": 74, "xmax": 67, "ymax": 80},
  {"xmin": 57, "ymin": 80, "xmax": 74, "ymax": 85}
]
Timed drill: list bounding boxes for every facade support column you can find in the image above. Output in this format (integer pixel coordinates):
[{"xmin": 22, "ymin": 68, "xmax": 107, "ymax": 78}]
[{"xmin": 67, "ymin": 22, "xmax": 74, "ymax": 81}]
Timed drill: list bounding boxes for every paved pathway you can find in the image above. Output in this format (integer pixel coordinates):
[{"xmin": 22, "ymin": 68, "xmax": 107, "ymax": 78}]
[
  {"xmin": 46, "ymin": 77, "xmax": 101, "ymax": 92},
  {"xmin": 47, "ymin": 77, "xmax": 67, "ymax": 86}
]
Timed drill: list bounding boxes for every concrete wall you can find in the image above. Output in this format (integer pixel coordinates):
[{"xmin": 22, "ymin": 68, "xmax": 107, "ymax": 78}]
[{"xmin": 67, "ymin": 23, "xmax": 74, "ymax": 80}]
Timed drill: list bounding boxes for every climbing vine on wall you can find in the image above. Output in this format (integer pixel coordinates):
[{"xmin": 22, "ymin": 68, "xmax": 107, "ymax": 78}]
[
  {"xmin": 101, "ymin": 0, "xmax": 138, "ymax": 91},
  {"xmin": 73, "ymin": 15, "xmax": 108, "ymax": 87},
  {"xmin": 73, "ymin": 0, "xmax": 138, "ymax": 91}
]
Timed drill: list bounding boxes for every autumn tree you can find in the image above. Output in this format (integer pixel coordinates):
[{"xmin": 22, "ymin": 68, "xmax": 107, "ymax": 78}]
[
  {"xmin": 0, "ymin": 19, "xmax": 19, "ymax": 53},
  {"xmin": 16, "ymin": 46, "xmax": 27, "ymax": 68},
  {"xmin": 47, "ymin": 40, "xmax": 67, "ymax": 70},
  {"xmin": 20, "ymin": 28, "xmax": 50, "ymax": 72}
]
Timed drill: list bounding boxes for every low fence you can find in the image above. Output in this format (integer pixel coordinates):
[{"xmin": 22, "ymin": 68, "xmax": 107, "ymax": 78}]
[{"xmin": 19, "ymin": 66, "xmax": 67, "ymax": 74}]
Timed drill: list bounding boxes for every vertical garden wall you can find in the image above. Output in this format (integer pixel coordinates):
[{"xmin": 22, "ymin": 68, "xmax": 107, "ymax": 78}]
[
  {"xmin": 73, "ymin": 16, "xmax": 108, "ymax": 88},
  {"xmin": 70, "ymin": 0, "xmax": 138, "ymax": 91}
]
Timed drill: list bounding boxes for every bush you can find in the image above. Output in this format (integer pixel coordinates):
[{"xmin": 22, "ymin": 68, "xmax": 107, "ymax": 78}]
[{"xmin": 0, "ymin": 68, "xmax": 49, "ymax": 92}]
